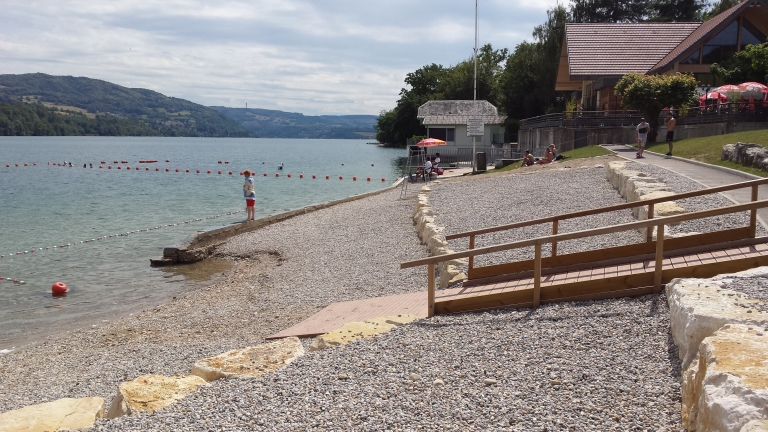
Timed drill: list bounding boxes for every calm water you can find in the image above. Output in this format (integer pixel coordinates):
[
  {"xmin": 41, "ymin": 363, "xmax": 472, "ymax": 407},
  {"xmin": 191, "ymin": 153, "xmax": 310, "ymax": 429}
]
[{"xmin": 0, "ymin": 137, "xmax": 404, "ymax": 349}]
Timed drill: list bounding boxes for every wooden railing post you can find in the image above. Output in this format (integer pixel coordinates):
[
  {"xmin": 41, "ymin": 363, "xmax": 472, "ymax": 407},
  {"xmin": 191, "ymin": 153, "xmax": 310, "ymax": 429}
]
[
  {"xmin": 646, "ymin": 203, "xmax": 655, "ymax": 243},
  {"xmin": 552, "ymin": 219, "xmax": 559, "ymax": 256},
  {"xmin": 427, "ymin": 263, "xmax": 435, "ymax": 317},
  {"xmin": 750, "ymin": 184, "xmax": 759, "ymax": 238},
  {"xmin": 654, "ymin": 224, "xmax": 665, "ymax": 293},
  {"xmin": 533, "ymin": 243, "xmax": 542, "ymax": 308},
  {"xmin": 468, "ymin": 235, "xmax": 475, "ymax": 270}
]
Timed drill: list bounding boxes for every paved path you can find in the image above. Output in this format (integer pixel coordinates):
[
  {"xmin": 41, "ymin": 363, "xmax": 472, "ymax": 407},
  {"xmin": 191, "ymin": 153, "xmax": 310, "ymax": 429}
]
[{"xmin": 603, "ymin": 144, "xmax": 768, "ymax": 229}]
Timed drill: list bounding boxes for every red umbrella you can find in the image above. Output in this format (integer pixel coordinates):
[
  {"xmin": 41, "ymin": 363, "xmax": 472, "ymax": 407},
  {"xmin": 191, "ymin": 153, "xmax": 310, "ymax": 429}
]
[
  {"xmin": 416, "ymin": 138, "xmax": 447, "ymax": 147},
  {"xmin": 716, "ymin": 84, "xmax": 742, "ymax": 94},
  {"xmin": 738, "ymin": 82, "xmax": 768, "ymax": 98}
]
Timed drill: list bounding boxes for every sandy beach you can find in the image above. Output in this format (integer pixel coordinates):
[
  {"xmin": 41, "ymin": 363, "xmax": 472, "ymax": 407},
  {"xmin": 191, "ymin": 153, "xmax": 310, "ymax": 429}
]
[{"xmin": 2, "ymin": 154, "xmax": 752, "ymax": 430}]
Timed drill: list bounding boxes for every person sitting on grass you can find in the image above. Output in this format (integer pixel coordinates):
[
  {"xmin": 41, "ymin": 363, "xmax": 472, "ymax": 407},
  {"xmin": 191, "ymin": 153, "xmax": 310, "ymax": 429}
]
[
  {"xmin": 521, "ymin": 150, "xmax": 535, "ymax": 167},
  {"xmin": 536, "ymin": 148, "xmax": 554, "ymax": 165}
]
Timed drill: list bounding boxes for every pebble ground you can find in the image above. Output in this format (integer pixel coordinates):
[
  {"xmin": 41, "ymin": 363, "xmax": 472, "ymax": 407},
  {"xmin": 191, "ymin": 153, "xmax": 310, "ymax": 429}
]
[{"xmin": 1, "ymin": 159, "xmax": 696, "ymax": 430}]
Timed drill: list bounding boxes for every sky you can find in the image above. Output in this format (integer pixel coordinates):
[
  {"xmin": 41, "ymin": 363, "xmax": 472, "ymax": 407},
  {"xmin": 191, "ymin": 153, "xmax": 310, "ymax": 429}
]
[{"xmin": 1, "ymin": 0, "xmax": 560, "ymax": 116}]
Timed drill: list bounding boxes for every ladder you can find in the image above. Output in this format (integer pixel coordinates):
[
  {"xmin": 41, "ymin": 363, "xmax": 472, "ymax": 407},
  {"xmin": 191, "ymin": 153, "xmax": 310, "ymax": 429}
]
[{"xmin": 399, "ymin": 145, "xmax": 430, "ymax": 199}]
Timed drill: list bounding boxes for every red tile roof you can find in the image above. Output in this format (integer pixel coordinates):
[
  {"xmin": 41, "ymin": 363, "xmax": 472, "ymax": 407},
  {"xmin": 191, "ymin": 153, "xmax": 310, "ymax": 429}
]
[
  {"xmin": 649, "ymin": 0, "xmax": 763, "ymax": 73},
  {"xmin": 566, "ymin": 22, "xmax": 702, "ymax": 79}
]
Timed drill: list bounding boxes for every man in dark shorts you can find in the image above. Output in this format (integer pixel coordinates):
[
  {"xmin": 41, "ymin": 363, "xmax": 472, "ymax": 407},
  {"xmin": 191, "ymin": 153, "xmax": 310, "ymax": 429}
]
[{"xmin": 664, "ymin": 112, "xmax": 676, "ymax": 156}]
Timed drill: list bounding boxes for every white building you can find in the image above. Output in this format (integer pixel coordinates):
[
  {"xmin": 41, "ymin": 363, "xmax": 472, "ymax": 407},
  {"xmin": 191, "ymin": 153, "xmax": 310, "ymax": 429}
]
[{"xmin": 417, "ymin": 100, "xmax": 506, "ymax": 146}]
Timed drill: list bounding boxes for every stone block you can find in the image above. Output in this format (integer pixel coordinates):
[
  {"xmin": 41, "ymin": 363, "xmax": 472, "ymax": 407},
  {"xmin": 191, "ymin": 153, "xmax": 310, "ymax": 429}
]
[
  {"xmin": 682, "ymin": 324, "xmax": 768, "ymax": 431},
  {"xmin": 667, "ymin": 273, "xmax": 768, "ymax": 370},
  {"xmin": 192, "ymin": 337, "xmax": 304, "ymax": 382},
  {"xmin": 106, "ymin": 374, "xmax": 208, "ymax": 419},
  {"xmin": 0, "ymin": 397, "xmax": 104, "ymax": 432},
  {"xmin": 310, "ymin": 315, "xmax": 419, "ymax": 351},
  {"xmin": 741, "ymin": 420, "xmax": 768, "ymax": 431}
]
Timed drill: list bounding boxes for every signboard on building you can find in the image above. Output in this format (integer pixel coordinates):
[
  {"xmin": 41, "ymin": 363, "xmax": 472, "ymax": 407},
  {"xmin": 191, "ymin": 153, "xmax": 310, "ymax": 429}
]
[{"xmin": 467, "ymin": 118, "xmax": 484, "ymax": 136}]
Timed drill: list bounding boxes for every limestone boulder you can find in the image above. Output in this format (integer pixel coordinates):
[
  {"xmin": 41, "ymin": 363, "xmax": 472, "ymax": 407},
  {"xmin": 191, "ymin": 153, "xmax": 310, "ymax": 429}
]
[
  {"xmin": 667, "ymin": 277, "xmax": 768, "ymax": 369},
  {"xmin": 682, "ymin": 324, "xmax": 768, "ymax": 431},
  {"xmin": 741, "ymin": 420, "xmax": 768, "ymax": 431},
  {"xmin": 106, "ymin": 374, "xmax": 208, "ymax": 419},
  {"xmin": 0, "ymin": 397, "xmax": 104, "ymax": 432},
  {"xmin": 192, "ymin": 337, "xmax": 304, "ymax": 382},
  {"xmin": 722, "ymin": 142, "xmax": 768, "ymax": 171},
  {"xmin": 310, "ymin": 315, "xmax": 419, "ymax": 351}
]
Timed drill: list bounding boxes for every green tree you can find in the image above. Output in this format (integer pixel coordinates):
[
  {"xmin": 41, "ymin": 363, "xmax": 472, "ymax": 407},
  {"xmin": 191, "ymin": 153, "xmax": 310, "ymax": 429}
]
[
  {"xmin": 711, "ymin": 42, "xmax": 768, "ymax": 84},
  {"xmin": 649, "ymin": 0, "xmax": 707, "ymax": 21},
  {"xmin": 614, "ymin": 73, "xmax": 698, "ymax": 142},
  {"xmin": 701, "ymin": 0, "xmax": 740, "ymax": 20},
  {"xmin": 570, "ymin": 0, "xmax": 647, "ymax": 22}
]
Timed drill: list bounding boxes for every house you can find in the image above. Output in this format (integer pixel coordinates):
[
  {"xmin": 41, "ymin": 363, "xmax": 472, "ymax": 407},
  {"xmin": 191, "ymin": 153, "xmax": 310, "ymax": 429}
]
[
  {"xmin": 556, "ymin": 0, "xmax": 768, "ymax": 110},
  {"xmin": 417, "ymin": 100, "xmax": 506, "ymax": 146}
]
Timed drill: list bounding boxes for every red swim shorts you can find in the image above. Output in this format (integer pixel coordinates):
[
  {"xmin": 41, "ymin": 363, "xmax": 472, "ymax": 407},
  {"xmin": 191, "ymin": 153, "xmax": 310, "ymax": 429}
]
[{"xmin": 246, "ymin": 199, "xmax": 255, "ymax": 207}]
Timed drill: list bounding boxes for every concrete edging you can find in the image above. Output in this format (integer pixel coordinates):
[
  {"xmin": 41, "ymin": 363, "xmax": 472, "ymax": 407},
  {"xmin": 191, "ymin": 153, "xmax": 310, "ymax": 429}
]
[
  {"xmin": 162, "ymin": 180, "xmax": 404, "ymax": 263},
  {"xmin": 614, "ymin": 144, "xmax": 763, "ymax": 180}
]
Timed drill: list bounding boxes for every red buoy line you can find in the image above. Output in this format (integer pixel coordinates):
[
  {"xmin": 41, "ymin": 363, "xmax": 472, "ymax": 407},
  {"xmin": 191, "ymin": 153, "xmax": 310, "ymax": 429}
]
[{"xmin": 0, "ymin": 209, "xmax": 248, "ymax": 262}]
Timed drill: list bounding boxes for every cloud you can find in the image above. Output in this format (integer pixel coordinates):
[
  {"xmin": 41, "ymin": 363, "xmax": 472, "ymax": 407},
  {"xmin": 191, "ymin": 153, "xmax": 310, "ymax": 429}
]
[{"xmin": 0, "ymin": 0, "xmax": 556, "ymax": 115}]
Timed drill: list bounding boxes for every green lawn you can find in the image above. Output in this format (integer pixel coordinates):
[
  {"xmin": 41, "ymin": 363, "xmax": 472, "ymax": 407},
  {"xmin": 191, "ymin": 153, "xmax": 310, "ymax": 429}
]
[
  {"xmin": 494, "ymin": 145, "xmax": 613, "ymax": 173},
  {"xmin": 642, "ymin": 129, "xmax": 768, "ymax": 177}
]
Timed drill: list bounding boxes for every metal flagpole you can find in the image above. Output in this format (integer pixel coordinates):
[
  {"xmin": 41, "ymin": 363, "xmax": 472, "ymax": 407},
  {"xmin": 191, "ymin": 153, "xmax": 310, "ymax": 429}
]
[{"xmin": 471, "ymin": 0, "xmax": 478, "ymax": 173}]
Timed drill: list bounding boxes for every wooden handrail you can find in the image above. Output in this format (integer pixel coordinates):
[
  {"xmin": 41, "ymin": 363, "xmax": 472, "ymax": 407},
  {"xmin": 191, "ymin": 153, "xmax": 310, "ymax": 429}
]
[
  {"xmin": 444, "ymin": 177, "xmax": 768, "ymax": 241},
  {"xmin": 401, "ymin": 198, "xmax": 768, "ymax": 269}
]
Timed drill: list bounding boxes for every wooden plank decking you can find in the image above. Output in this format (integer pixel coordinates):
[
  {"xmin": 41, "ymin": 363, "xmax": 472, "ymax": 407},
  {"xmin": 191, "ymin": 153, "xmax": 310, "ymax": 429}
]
[{"xmin": 269, "ymin": 242, "xmax": 768, "ymax": 339}]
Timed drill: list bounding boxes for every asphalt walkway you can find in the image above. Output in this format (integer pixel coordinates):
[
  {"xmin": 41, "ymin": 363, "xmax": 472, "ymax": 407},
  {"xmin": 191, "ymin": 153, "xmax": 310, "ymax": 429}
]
[{"xmin": 603, "ymin": 144, "xmax": 768, "ymax": 230}]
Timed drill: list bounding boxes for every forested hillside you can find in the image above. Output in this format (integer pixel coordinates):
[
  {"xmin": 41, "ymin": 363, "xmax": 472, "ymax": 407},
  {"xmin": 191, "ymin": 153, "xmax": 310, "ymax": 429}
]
[
  {"xmin": 0, "ymin": 74, "xmax": 251, "ymax": 137},
  {"xmin": 212, "ymin": 107, "xmax": 377, "ymax": 139}
]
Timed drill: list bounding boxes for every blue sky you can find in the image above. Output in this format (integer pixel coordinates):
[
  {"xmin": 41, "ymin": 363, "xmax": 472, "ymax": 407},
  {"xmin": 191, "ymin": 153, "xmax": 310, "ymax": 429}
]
[{"xmin": 1, "ymin": 0, "xmax": 559, "ymax": 115}]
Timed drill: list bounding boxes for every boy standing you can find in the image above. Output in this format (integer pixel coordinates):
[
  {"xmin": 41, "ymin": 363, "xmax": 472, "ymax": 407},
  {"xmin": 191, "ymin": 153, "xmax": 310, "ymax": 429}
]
[
  {"xmin": 664, "ymin": 113, "xmax": 676, "ymax": 156},
  {"xmin": 636, "ymin": 118, "xmax": 649, "ymax": 158},
  {"xmin": 243, "ymin": 170, "xmax": 256, "ymax": 221}
]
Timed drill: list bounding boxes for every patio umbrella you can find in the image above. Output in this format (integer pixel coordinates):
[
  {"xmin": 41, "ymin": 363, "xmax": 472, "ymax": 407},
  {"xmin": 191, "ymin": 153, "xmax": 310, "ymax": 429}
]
[
  {"xmin": 738, "ymin": 82, "xmax": 768, "ymax": 98},
  {"xmin": 416, "ymin": 138, "xmax": 447, "ymax": 147},
  {"xmin": 716, "ymin": 84, "xmax": 742, "ymax": 94}
]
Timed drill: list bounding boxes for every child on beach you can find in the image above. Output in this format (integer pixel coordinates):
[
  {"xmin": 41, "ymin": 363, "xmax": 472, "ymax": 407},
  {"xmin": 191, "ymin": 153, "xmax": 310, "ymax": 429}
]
[{"xmin": 243, "ymin": 170, "xmax": 256, "ymax": 221}]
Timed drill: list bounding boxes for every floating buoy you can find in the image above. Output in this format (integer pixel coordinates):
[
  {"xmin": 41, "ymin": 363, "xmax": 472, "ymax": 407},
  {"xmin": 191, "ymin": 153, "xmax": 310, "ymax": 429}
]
[
  {"xmin": 23, "ymin": 163, "xmax": 27, "ymax": 166},
  {"xmin": 275, "ymin": 173, "xmax": 279, "ymax": 177},
  {"xmin": 262, "ymin": 162, "xmax": 265, "ymax": 164},
  {"xmin": 196, "ymin": 169, "xmax": 200, "ymax": 173},
  {"xmin": 299, "ymin": 174, "xmax": 303, "ymax": 179},
  {"xmin": 225, "ymin": 161, "xmax": 229, "ymax": 164},
  {"xmin": 186, "ymin": 169, "xmax": 190, "ymax": 173},
  {"xmin": 51, "ymin": 282, "xmax": 68, "ymax": 294},
  {"xmin": 326, "ymin": 175, "xmax": 329, "ymax": 180},
  {"xmin": 117, "ymin": 166, "xmax": 122, "ymax": 170},
  {"xmin": 207, "ymin": 170, "xmax": 211, "ymax": 174},
  {"xmin": 165, "ymin": 159, "xmax": 170, "ymax": 162},
  {"xmin": 99, "ymin": 165, "xmax": 103, "ymax": 169},
  {"xmin": 5, "ymin": 164, "xmax": 8, "ymax": 167},
  {"xmin": 126, "ymin": 166, "xmax": 131, "ymax": 170},
  {"xmin": 145, "ymin": 167, "xmax": 149, "ymax": 171},
  {"xmin": 15, "ymin": 163, "xmax": 18, "ymax": 167},
  {"xmin": 165, "ymin": 168, "xmax": 169, "ymax": 172},
  {"xmin": 263, "ymin": 173, "xmax": 267, "ymax": 176},
  {"xmin": 48, "ymin": 162, "xmax": 51, "ymax": 165},
  {"xmin": 155, "ymin": 168, "xmax": 159, "ymax": 171},
  {"xmin": 217, "ymin": 160, "xmax": 222, "ymax": 164},
  {"xmin": 341, "ymin": 163, "xmax": 344, "ymax": 166},
  {"xmin": 33, "ymin": 163, "xmax": 36, "ymax": 166},
  {"xmin": 228, "ymin": 171, "xmax": 232, "ymax": 175},
  {"xmin": 381, "ymin": 178, "xmax": 386, "ymax": 182},
  {"xmin": 175, "ymin": 168, "xmax": 179, "ymax": 172},
  {"xmin": 367, "ymin": 177, "xmax": 371, "ymax": 181},
  {"xmin": 353, "ymin": 176, "xmax": 357, "ymax": 181},
  {"xmin": 101, "ymin": 161, "xmax": 106, "ymax": 164},
  {"xmin": 287, "ymin": 173, "xmax": 291, "ymax": 178},
  {"xmin": 312, "ymin": 174, "xmax": 316, "ymax": 179},
  {"xmin": 218, "ymin": 170, "xmax": 222, "ymax": 175},
  {"xmin": 339, "ymin": 176, "xmax": 343, "ymax": 180}
]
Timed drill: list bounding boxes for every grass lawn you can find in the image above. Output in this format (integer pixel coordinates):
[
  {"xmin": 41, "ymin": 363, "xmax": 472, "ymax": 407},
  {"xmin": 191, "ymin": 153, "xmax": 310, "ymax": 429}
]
[
  {"xmin": 642, "ymin": 129, "xmax": 768, "ymax": 177},
  {"xmin": 494, "ymin": 145, "xmax": 613, "ymax": 173}
]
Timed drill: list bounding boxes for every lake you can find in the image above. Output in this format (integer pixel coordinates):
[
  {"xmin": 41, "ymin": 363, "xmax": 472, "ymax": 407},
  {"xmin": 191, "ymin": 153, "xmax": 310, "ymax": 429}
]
[{"xmin": 0, "ymin": 137, "xmax": 405, "ymax": 350}]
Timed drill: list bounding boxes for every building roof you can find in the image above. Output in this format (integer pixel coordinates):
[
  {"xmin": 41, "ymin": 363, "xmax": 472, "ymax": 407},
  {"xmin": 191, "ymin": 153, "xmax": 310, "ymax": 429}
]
[
  {"xmin": 649, "ymin": 0, "xmax": 764, "ymax": 74},
  {"xmin": 565, "ymin": 22, "xmax": 701, "ymax": 79},
  {"xmin": 420, "ymin": 115, "xmax": 507, "ymax": 126},
  {"xmin": 417, "ymin": 100, "xmax": 505, "ymax": 125}
]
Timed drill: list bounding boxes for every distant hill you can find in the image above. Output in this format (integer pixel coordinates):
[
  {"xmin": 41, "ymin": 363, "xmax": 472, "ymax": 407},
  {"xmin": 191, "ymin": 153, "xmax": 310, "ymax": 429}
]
[
  {"xmin": 0, "ymin": 73, "xmax": 251, "ymax": 137},
  {"xmin": 212, "ymin": 107, "xmax": 377, "ymax": 139}
]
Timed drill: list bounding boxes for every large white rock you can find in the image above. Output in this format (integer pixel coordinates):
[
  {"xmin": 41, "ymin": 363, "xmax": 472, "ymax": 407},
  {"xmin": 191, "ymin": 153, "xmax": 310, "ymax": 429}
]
[
  {"xmin": 741, "ymin": 420, "xmax": 768, "ymax": 431},
  {"xmin": 683, "ymin": 324, "xmax": 768, "ymax": 431},
  {"xmin": 192, "ymin": 337, "xmax": 304, "ymax": 382},
  {"xmin": 310, "ymin": 315, "xmax": 419, "ymax": 351},
  {"xmin": 106, "ymin": 374, "xmax": 208, "ymax": 419},
  {"xmin": 0, "ymin": 397, "xmax": 104, "ymax": 432},
  {"xmin": 667, "ymin": 276, "xmax": 768, "ymax": 369}
]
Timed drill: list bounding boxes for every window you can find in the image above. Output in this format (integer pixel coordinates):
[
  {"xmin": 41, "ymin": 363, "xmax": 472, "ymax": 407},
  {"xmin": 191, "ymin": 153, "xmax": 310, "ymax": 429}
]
[
  {"xmin": 741, "ymin": 20, "xmax": 766, "ymax": 50},
  {"xmin": 446, "ymin": 128, "xmax": 455, "ymax": 142},
  {"xmin": 428, "ymin": 128, "xmax": 455, "ymax": 142},
  {"xmin": 702, "ymin": 21, "xmax": 739, "ymax": 64},
  {"xmin": 681, "ymin": 48, "xmax": 700, "ymax": 65}
]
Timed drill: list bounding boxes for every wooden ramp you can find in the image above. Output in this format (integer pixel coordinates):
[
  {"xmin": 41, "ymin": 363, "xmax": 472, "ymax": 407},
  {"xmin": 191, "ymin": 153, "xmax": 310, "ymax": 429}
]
[{"xmin": 266, "ymin": 292, "xmax": 428, "ymax": 339}]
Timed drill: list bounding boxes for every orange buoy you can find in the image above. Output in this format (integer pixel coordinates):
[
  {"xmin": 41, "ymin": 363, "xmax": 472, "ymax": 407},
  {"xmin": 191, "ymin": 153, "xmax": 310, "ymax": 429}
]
[
  {"xmin": 275, "ymin": 173, "xmax": 279, "ymax": 177},
  {"xmin": 48, "ymin": 162, "xmax": 50, "ymax": 165},
  {"xmin": 5, "ymin": 164, "xmax": 9, "ymax": 167},
  {"xmin": 339, "ymin": 176, "xmax": 343, "ymax": 180},
  {"xmin": 299, "ymin": 174, "xmax": 303, "ymax": 179},
  {"xmin": 263, "ymin": 172, "xmax": 266, "ymax": 176},
  {"xmin": 353, "ymin": 176, "xmax": 357, "ymax": 181},
  {"xmin": 166, "ymin": 168, "xmax": 169, "ymax": 172},
  {"xmin": 218, "ymin": 170, "xmax": 222, "ymax": 174},
  {"xmin": 136, "ymin": 167, "xmax": 140, "ymax": 170},
  {"xmin": 145, "ymin": 167, "xmax": 149, "ymax": 171},
  {"xmin": 287, "ymin": 173, "xmax": 291, "ymax": 178},
  {"xmin": 118, "ymin": 166, "xmax": 122, "ymax": 170},
  {"xmin": 217, "ymin": 160, "xmax": 222, "ymax": 164},
  {"xmin": 186, "ymin": 169, "xmax": 190, "ymax": 172},
  {"xmin": 165, "ymin": 159, "xmax": 170, "ymax": 162},
  {"xmin": 24, "ymin": 163, "xmax": 27, "ymax": 166},
  {"xmin": 196, "ymin": 169, "xmax": 200, "ymax": 173},
  {"xmin": 228, "ymin": 171, "xmax": 232, "ymax": 175},
  {"xmin": 381, "ymin": 178, "xmax": 385, "ymax": 181},
  {"xmin": 99, "ymin": 165, "xmax": 103, "ymax": 169},
  {"xmin": 15, "ymin": 163, "xmax": 18, "ymax": 166},
  {"xmin": 312, "ymin": 174, "xmax": 316, "ymax": 179},
  {"xmin": 51, "ymin": 282, "xmax": 67, "ymax": 294},
  {"xmin": 175, "ymin": 168, "xmax": 179, "ymax": 172},
  {"xmin": 326, "ymin": 175, "xmax": 329, "ymax": 180},
  {"xmin": 33, "ymin": 162, "xmax": 36, "ymax": 166},
  {"xmin": 108, "ymin": 165, "xmax": 112, "ymax": 169},
  {"xmin": 155, "ymin": 168, "xmax": 159, "ymax": 171},
  {"xmin": 367, "ymin": 177, "xmax": 371, "ymax": 181},
  {"xmin": 207, "ymin": 170, "xmax": 211, "ymax": 174}
]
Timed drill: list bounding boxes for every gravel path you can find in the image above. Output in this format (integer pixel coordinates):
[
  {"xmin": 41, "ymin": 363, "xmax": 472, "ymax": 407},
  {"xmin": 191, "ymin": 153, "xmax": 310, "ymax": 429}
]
[{"xmin": 428, "ymin": 164, "xmax": 642, "ymax": 268}]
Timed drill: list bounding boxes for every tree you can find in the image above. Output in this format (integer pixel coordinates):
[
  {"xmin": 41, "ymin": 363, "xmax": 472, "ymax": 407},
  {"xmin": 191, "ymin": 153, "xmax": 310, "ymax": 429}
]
[
  {"xmin": 701, "ymin": 0, "xmax": 740, "ymax": 20},
  {"xmin": 711, "ymin": 42, "xmax": 768, "ymax": 84},
  {"xmin": 649, "ymin": 0, "xmax": 707, "ymax": 22},
  {"xmin": 570, "ymin": 0, "xmax": 647, "ymax": 23},
  {"xmin": 614, "ymin": 73, "xmax": 698, "ymax": 142}
]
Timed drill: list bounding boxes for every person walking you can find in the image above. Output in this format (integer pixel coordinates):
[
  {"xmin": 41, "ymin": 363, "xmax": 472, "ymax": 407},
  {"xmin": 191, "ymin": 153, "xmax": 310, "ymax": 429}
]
[
  {"xmin": 243, "ymin": 170, "xmax": 256, "ymax": 221},
  {"xmin": 636, "ymin": 118, "xmax": 650, "ymax": 158},
  {"xmin": 664, "ymin": 112, "xmax": 676, "ymax": 156}
]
